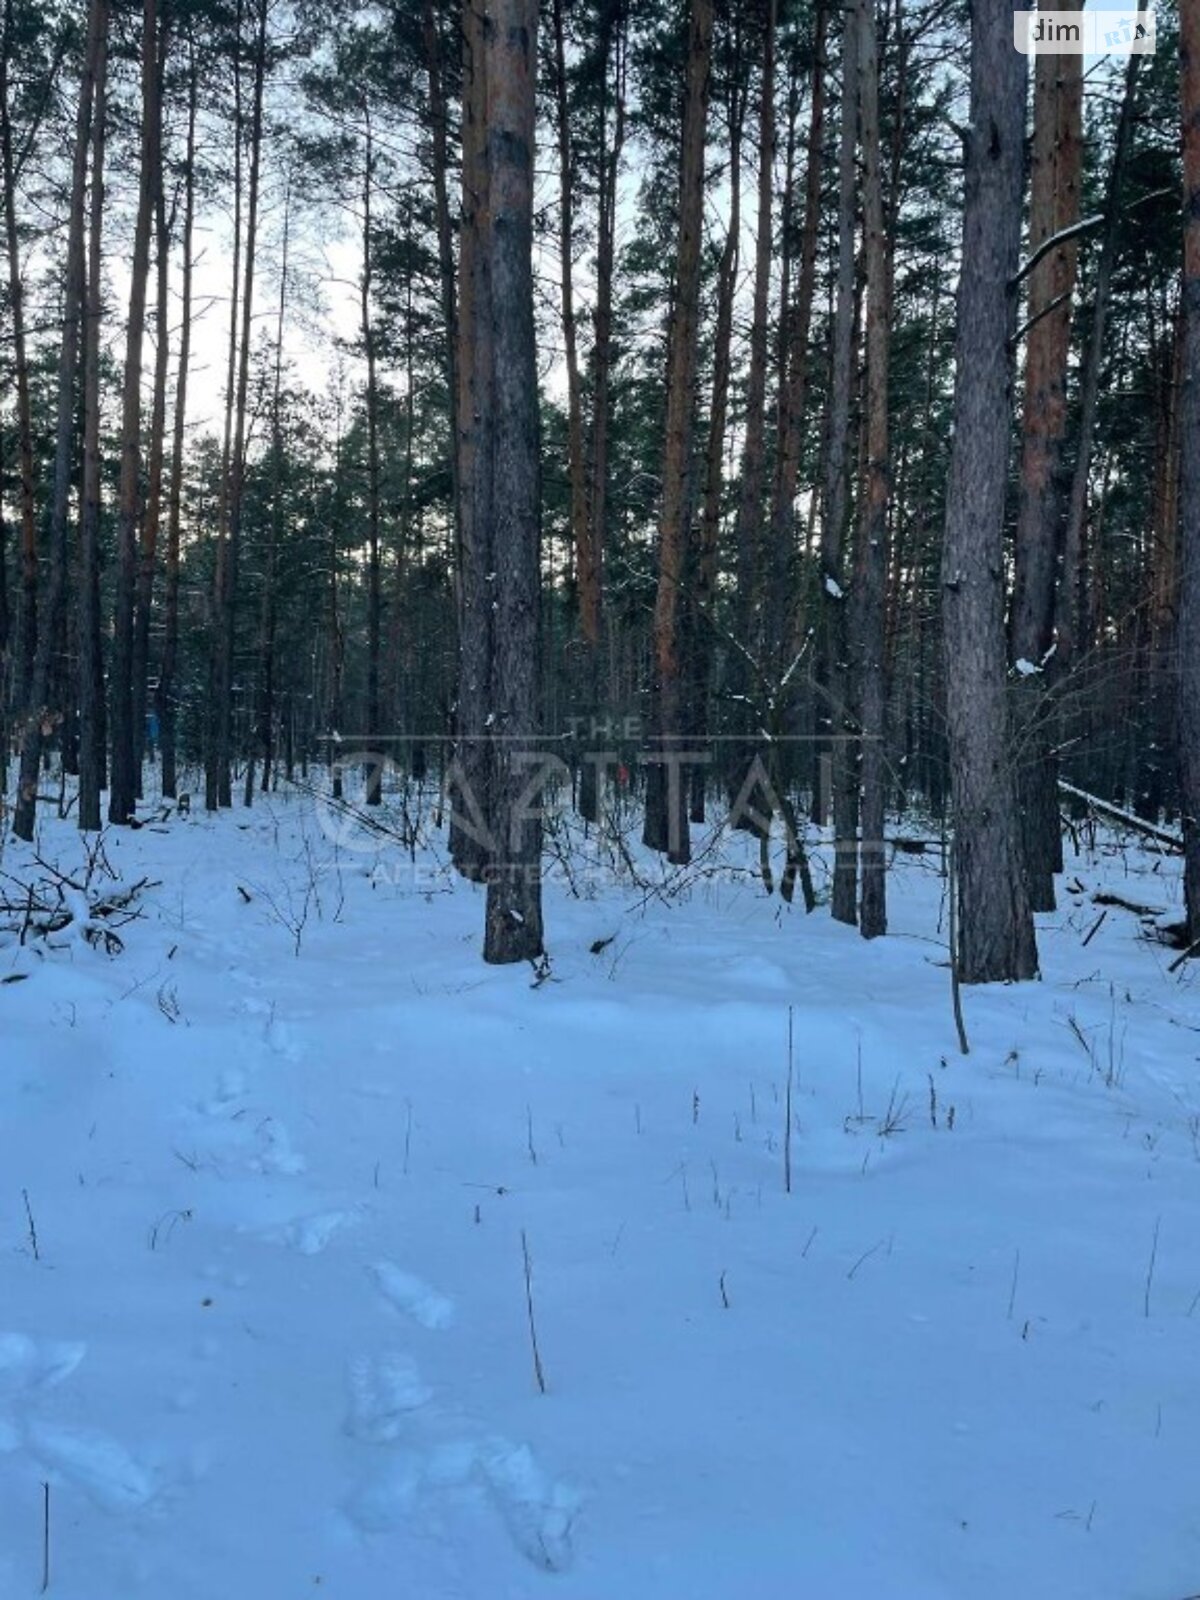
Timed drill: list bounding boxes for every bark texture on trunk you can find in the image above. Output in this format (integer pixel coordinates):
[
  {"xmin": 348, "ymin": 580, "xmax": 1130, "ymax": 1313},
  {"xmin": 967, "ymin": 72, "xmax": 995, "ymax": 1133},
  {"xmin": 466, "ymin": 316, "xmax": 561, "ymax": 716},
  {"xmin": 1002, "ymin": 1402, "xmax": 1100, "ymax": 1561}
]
[
  {"xmin": 855, "ymin": 0, "xmax": 889, "ymax": 939},
  {"xmin": 579, "ymin": 2, "xmax": 626, "ymax": 824},
  {"xmin": 1179, "ymin": 0, "xmax": 1200, "ymax": 940},
  {"xmin": 694, "ymin": 23, "xmax": 744, "ymax": 825},
  {"xmin": 940, "ymin": 0, "xmax": 1037, "ymax": 983},
  {"xmin": 454, "ymin": 0, "xmax": 545, "ymax": 962},
  {"xmin": 551, "ymin": 0, "xmax": 591, "ymax": 655},
  {"xmin": 643, "ymin": 0, "xmax": 713, "ymax": 864},
  {"xmin": 768, "ymin": 0, "xmax": 827, "ymax": 666},
  {"xmin": 724, "ymin": 0, "xmax": 776, "ymax": 828},
  {"xmin": 245, "ymin": 182, "xmax": 290, "ymax": 805},
  {"xmin": 159, "ymin": 32, "xmax": 197, "ymax": 802},
  {"xmin": 1010, "ymin": 13, "xmax": 1082, "ymax": 909},
  {"xmin": 133, "ymin": 15, "xmax": 171, "ymax": 798},
  {"xmin": 132, "ymin": 201, "xmax": 169, "ymax": 797},
  {"xmin": 362, "ymin": 113, "xmax": 383, "ymax": 806},
  {"xmin": 1057, "ymin": 11, "xmax": 1145, "ymax": 675},
  {"xmin": 731, "ymin": 0, "xmax": 776, "ymax": 664},
  {"xmin": 1, "ymin": 0, "xmax": 39, "ymax": 713},
  {"xmin": 77, "ymin": 0, "xmax": 110, "ymax": 834},
  {"xmin": 552, "ymin": 0, "xmax": 607, "ymax": 824},
  {"xmin": 210, "ymin": 0, "xmax": 266, "ymax": 812},
  {"xmin": 109, "ymin": 0, "xmax": 160, "ymax": 825},
  {"xmin": 11, "ymin": 0, "xmax": 99, "ymax": 840},
  {"xmin": 327, "ymin": 417, "xmax": 346, "ymax": 801},
  {"xmin": 449, "ymin": 0, "xmax": 495, "ymax": 881},
  {"xmin": 207, "ymin": 0, "xmax": 243, "ymax": 811},
  {"xmin": 421, "ymin": 0, "xmax": 460, "ymax": 563},
  {"xmin": 822, "ymin": 0, "xmax": 860, "ymax": 924}
]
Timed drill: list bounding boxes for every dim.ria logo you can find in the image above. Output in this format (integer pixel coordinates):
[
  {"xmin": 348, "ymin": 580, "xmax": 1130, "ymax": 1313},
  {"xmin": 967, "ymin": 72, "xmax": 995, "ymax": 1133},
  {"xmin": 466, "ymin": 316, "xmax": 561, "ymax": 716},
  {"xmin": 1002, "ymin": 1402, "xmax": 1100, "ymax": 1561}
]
[{"xmin": 1014, "ymin": 6, "xmax": 1156, "ymax": 54}]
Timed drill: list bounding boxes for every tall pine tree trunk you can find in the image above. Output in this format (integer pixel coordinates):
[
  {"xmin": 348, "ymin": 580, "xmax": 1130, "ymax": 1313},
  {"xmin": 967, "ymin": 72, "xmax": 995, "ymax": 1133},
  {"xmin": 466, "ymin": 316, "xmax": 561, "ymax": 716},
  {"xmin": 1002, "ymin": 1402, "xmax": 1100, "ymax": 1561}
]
[
  {"xmin": 694, "ymin": 21, "xmax": 744, "ymax": 825},
  {"xmin": 159, "ymin": 29, "xmax": 196, "ymax": 802},
  {"xmin": 421, "ymin": 0, "xmax": 460, "ymax": 575},
  {"xmin": 133, "ymin": 14, "xmax": 171, "ymax": 799},
  {"xmin": 449, "ymin": 0, "xmax": 495, "ymax": 881},
  {"xmin": 207, "ymin": 0, "xmax": 243, "ymax": 812},
  {"xmin": 327, "ymin": 406, "xmax": 346, "ymax": 802},
  {"xmin": 454, "ymin": 0, "xmax": 544, "ymax": 961},
  {"xmin": 767, "ymin": 0, "xmax": 827, "ymax": 669},
  {"xmin": 1058, "ymin": 11, "xmax": 1145, "ymax": 676},
  {"xmin": 941, "ymin": 0, "xmax": 1037, "ymax": 983},
  {"xmin": 855, "ymin": 0, "xmax": 889, "ymax": 939},
  {"xmin": 725, "ymin": 0, "xmax": 776, "ymax": 827},
  {"xmin": 213, "ymin": 0, "xmax": 266, "ymax": 809},
  {"xmin": 361, "ymin": 112, "xmax": 383, "ymax": 806},
  {"xmin": 0, "ymin": 0, "xmax": 39, "ymax": 714},
  {"xmin": 246, "ymin": 180, "xmax": 289, "ymax": 805},
  {"xmin": 552, "ymin": 0, "xmax": 604, "ymax": 823},
  {"xmin": 1179, "ymin": 0, "xmax": 1200, "ymax": 940},
  {"xmin": 77, "ymin": 0, "xmax": 109, "ymax": 833},
  {"xmin": 11, "ymin": 0, "xmax": 99, "ymax": 840},
  {"xmin": 580, "ymin": 0, "xmax": 626, "ymax": 823},
  {"xmin": 821, "ymin": 0, "xmax": 860, "ymax": 924},
  {"xmin": 1009, "ymin": 14, "xmax": 1081, "ymax": 909},
  {"xmin": 643, "ymin": 0, "xmax": 712, "ymax": 864},
  {"xmin": 731, "ymin": 0, "xmax": 776, "ymax": 666},
  {"xmin": 110, "ymin": 0, "xmax": 160, "ymax": 825},
  {"xmin": 1143, "ymin": 312, "xmax": 1183, "ymax": 820},
  {"xmin": 481, "ymin": 0, "xmax": 544, "ymax": 962},
  {"xmin": 550, "ymin": 0, "xmax": 590, "ymax": 660}
]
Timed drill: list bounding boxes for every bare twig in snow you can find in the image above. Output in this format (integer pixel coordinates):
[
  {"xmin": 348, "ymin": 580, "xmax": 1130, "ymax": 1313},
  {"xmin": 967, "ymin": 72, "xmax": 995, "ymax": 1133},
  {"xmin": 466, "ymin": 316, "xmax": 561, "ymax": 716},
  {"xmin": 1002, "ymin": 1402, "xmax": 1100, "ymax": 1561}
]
[{"xmin": 521, "ymin": 1230, "xmax": 547, "ymax": 1394}]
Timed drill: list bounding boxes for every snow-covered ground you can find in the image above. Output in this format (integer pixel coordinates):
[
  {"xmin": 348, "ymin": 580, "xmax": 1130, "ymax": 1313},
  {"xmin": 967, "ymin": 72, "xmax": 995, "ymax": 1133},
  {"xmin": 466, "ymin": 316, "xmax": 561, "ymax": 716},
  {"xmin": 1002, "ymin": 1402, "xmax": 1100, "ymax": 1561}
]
[{"xmin": 2, "ymin": 779, "xmax": 1198, "ymax": 1598}]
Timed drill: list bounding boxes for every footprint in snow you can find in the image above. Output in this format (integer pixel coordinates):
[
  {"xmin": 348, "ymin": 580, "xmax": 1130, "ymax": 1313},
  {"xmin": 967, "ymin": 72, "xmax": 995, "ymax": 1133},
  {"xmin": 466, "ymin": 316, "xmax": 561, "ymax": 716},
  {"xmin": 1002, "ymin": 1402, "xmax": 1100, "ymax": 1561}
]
[
  {"xmin": 477, "ymin": 1436, "xmax": 580, "ymax": 1573},
  {"xmin": 345, "ymin": 1352, "xmax": 433, "ymax": 1443},
  {"xmin": 0, "ymin": 1334, "xmax": 157, "ymax": 1514},
  {"xmin": 343, "ymin": 1449, "xmax": 424, "ymax": 1531},
  {"xmin": 249, "ymin": 1208, "xmax": 356, "ymax": 1256},
  {"xmin": 343, "ymin": 1435, "xmax": 578, "ymax": 1572},
  {"xmin": 25, "ymin": 1419, "xmax": 158, "ymax": 1513},
  {"xmin": 0, "ymin": 1332, "xmax": 85, "ymax": 1401},
  {"xmin": 198, "ymin": 1068, "xmax": 248, "ymax": 1116},
  {"xmin": 369, "ymin": 1262, "xmax": 454, "ymax": 1330},
  {"xmin": 265, "ymin": 1016, "xmax": 304, "ymax": 1062},
  {"xmin": 0, "ymin": 1332, "xmax": 86, "ymax": 1453},
  {"xmin": 183, "ymin": 1109, "xmax": 306, "ymax": 1177},
  {"xmin": 237, "ymin": 996, "xmax": 304, "ymax": 1061}
]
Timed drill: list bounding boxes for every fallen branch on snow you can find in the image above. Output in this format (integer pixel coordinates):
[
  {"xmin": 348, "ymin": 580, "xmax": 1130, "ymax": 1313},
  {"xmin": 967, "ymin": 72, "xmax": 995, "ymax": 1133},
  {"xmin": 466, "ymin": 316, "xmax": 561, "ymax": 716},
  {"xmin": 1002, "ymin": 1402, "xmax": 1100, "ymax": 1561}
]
[
  {"xmin": 1058, "ymin": 781, "xmax": 1183, "ymax": 853},
  {"xmin": 0, "ymin": 851, "xmax": 157, "ymax": 956}
]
